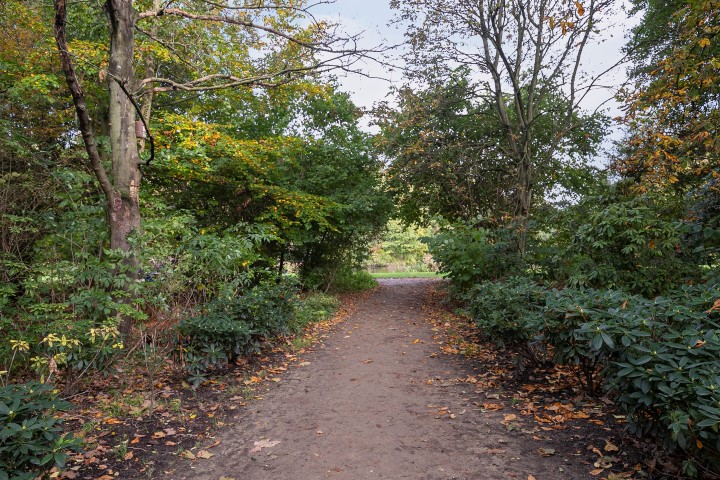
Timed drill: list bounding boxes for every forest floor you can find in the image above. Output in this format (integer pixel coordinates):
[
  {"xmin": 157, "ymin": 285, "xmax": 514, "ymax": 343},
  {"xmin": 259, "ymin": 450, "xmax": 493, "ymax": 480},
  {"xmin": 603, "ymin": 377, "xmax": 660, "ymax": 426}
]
[{"xmin": 60, "ymin": 278, "xmax": 655, "ymax": 480}]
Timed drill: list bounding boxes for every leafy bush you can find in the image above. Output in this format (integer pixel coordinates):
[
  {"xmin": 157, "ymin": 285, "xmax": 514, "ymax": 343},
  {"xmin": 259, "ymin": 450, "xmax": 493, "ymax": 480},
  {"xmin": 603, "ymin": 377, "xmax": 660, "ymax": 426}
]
[
  {"xmin": 291, "ymin": 293, "xmax": 340, "ymax": 332},
  {"xmin": 605, "ymin": 284, "xmax": 720, "ymax": 476},
  {"xmin": 550, "ymin": 187, "xmax": 699, "ymax": 296},
  {"xmin": 543, "ymin": 283, "xmax": 720, "ymax": 475},
  {"xmin": 425, "ymin": 221, "xmax": 523, "ymax": 294},
  {"xmin": 178, "ymin": 281, "xmax": 298, "ymax": 386},
  {"xmin": 465, "ymin": 276, "xmax": 547, "ymax": 364},
  {"xmin": 0, "ymin": 382, "xmax": 80, "ymax": 479},
  {"xmin": 327, "ymin": 268, "xmax": 377, "ymax": 292},
  {"xmin": 543, "ymin": 288, "xmax": 644, "ymax": 393}
]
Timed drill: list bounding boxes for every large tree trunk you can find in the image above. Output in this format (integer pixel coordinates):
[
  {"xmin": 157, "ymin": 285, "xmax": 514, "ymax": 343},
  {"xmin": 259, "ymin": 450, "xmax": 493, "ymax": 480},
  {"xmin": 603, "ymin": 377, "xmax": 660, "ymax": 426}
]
[
  {"xmin": 56, "ymin": 0, "xmax": 142, "ymax": 336},
  {"xmin": 107, "ymin": 0, "xmax": 142, "ymax": 254}
]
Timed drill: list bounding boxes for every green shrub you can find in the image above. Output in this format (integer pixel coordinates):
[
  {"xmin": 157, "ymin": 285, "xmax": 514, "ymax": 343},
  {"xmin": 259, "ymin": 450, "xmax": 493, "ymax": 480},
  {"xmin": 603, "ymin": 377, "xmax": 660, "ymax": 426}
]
[
  {"xmin": 466, "ymin": 276, "xmax": 547, "ymax": 364},
  {"xmin": 544, "ymin": 288, "xmax": 642, "ymax": 393},
  {"xmin": 550, "ymin": 187, "xmax": 699, "ymax": 296},
  {"xmin": 543, "ymin": 283, "xmax": 720, "ymax": 475},
  {"xmin": 327, "ymin": 268, "xmax": 377, "ymax": 292},
  {"xmin": 0, "ymin": 382, "xmax": 80, "ymax": 480},
  {"xmin": 605, "ymin": 284, "xmax": 720, "ymax": 476},
  {"xmin": 425, "ymin": 221, "xmax": 523, "ymax": 294},
  {"xmin": 291, "ymin": 293, "xmax": 340, "ymax": 332},
  {"xmin": 178, "ymin": 281, "xmax": 298, "ymax": 386}
]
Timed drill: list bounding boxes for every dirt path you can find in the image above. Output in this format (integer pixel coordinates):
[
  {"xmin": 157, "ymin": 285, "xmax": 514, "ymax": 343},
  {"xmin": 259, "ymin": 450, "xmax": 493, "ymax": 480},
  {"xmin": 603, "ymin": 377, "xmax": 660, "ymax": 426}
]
[{"xmin": 174, "ymin": 279, "xmax": 592, "ymax": 480}]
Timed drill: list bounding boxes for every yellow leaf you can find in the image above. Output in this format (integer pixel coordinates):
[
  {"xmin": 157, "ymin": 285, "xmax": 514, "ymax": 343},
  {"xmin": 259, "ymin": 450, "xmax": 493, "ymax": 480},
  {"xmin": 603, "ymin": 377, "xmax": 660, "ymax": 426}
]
[{"xmin": 699, "ymin": 38, "xmax": 711, "ymax": 48}]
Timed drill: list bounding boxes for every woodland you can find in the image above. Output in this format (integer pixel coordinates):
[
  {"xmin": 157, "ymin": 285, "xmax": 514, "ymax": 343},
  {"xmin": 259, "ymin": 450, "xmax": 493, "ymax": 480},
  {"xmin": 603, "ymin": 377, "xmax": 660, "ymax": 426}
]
[{"xmin": 1, "ymin": 0, "xmax": 719, "ymax": 478}]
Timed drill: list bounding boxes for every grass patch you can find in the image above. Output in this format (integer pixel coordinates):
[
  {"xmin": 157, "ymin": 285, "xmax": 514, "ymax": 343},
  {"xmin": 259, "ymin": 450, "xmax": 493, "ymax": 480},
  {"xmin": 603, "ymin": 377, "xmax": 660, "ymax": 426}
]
[{"xmin": 369, "ymin": 271, "xmax": 443, "ymax": 279}]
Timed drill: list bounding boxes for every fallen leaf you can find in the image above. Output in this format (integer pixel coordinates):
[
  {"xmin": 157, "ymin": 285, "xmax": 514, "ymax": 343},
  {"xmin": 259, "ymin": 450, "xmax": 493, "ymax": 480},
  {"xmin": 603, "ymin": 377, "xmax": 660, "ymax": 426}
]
[
  {"xmin": 604, "ymin": 441, "xmax": 619, "ymax": 452},
  {"xmin": 151, "ymin": 431, "xmax": 166, "ymax": 439},
  {"xmin": 528, "ymin": 476, "xmax": 536, "ymax": 480},
  {"xmin": 590, "ymin": 468, "xmax": 604, "ymax": 475},
  {"xmin": 483, "ymin": 402, "xmax": 504, "ymax": 411},
  {"xmin": 538, "ymin": 447, "xmax": 556, "ymax": 457},
  {"xmin": 412, "ymin": 339, "xmax": 422, "ymax": 344},
  {"xmin": 249, "ymin": 439, "xmax": 281, "ymax": 453},
  {"xmin": 124, "ymin": 452, "xmax": 133, "ymax": 460},
  {"xmin": 504, "ymin": 414, "xmax": 518, "ymax": 422},
  {"xmin": 196, "ymin": 450, "xmax": 214, "ymax": 459},
  {"xmin": 180, "ymin": 451, "xmax": 196, "ymax": 460}
]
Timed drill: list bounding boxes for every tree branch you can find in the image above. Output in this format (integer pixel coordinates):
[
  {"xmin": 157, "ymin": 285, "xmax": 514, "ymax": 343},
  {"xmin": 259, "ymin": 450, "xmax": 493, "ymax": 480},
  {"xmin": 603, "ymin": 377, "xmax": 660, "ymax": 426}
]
[{"xmin": 53, "ymin": 0, "xmax": 115, "ymax": 202}]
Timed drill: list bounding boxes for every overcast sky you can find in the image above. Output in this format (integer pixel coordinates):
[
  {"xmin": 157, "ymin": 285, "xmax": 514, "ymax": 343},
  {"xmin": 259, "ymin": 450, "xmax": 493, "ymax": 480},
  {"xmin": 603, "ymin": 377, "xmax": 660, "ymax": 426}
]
[{"xmin": 312, "ymin": 0, "xmax": 640, "ymax": 143}]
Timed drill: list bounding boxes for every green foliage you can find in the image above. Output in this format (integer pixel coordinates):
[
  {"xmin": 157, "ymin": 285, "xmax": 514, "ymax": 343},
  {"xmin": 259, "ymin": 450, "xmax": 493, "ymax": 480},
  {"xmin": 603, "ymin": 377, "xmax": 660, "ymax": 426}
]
[
  {"xmin": 367, "ymin": 220, "xmax": 433, "ymax": 271},
  {"xmin": 330, "ymin": 269, "xmax": 377, "ymax": 293},
  {"xmin": 465, "ymin": 276, "xmax": 546, "ymax": 364},
  {"xmin": 424, "ymin": 221, "xmax": 523, "ymax": 293},
  {"xmin": 0, "ymin": 382, "xmax": 80, "ymax": 479},
  {"xmin": 178, "ymin": 281, "xmax": 297, "ymax": 386},
  {"xmin": 466, "ymin": 277, "xmax": 720, "ymax": 474},
  {"xmin": 291, "ymin": 293, "xmax": 340, "ymax": 332},
  {"xmin": 549, "ymin": 186, "xmax": 699, "ymax": 296}
]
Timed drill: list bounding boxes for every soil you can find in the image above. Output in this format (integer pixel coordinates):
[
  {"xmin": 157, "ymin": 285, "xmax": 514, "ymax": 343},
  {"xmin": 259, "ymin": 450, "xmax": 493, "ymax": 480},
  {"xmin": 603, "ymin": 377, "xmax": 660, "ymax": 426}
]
[{"xmin": 163, "ymin": 278, "xmax": 612, "ymax": 480}]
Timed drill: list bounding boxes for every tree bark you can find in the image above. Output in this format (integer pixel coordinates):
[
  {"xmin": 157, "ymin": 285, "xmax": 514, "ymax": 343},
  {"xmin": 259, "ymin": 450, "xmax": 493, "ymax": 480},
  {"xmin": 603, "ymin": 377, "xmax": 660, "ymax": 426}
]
[{"xmin": 107, "ymin": 0, "xmax": 142, "ymax": 254}]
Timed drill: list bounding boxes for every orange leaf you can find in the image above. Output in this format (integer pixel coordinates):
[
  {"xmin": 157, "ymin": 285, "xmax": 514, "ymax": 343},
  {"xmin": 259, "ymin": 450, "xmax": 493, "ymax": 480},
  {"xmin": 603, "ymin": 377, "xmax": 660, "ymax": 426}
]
[{"xmin": 575, "ymin": 1, "xmax": 585, "ymax": 15}]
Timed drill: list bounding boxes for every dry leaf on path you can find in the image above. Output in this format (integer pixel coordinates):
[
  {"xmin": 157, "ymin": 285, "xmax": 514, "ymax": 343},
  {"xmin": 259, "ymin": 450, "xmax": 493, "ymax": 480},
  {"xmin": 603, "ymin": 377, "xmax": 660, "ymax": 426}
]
[
  {"xmin": 604, "ymin": 441, "xmax": 619, "ymax": 452},
  {"xmin": 249, "ymin": 439, "xmax": 281, "ymax": 453},
  {"xmin": 538, "ymin": 447, "xmax": 556, "ymax": 457},
  {"xmin": 196, "ymin": 450, "xmax": 214, "ymax": 459}
]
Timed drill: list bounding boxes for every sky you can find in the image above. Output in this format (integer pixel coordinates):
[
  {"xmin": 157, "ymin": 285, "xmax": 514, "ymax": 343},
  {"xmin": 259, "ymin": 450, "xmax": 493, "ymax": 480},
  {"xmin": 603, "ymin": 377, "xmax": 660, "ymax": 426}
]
[
  {"xmin": 313, "ymin": 0, "xmax": 406, "ymax": 111},
  {"xmin": 312, "ymin": 0, "xmax": 640, "ymax": 143}
]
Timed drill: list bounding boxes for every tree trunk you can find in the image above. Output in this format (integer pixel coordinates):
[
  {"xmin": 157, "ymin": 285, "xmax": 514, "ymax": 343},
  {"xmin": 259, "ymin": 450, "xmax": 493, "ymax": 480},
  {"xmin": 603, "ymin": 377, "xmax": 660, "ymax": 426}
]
[
  {"xmin": 107, "ymin": 0, "xmax": 142, "ymax": 255},
  {"xmin": 55, "ymin": 0, "xmax": 141, "ymax": 336},
  {"xmin": 514, "ymin": 145, "xmax": 533, "ymax": 256}
]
